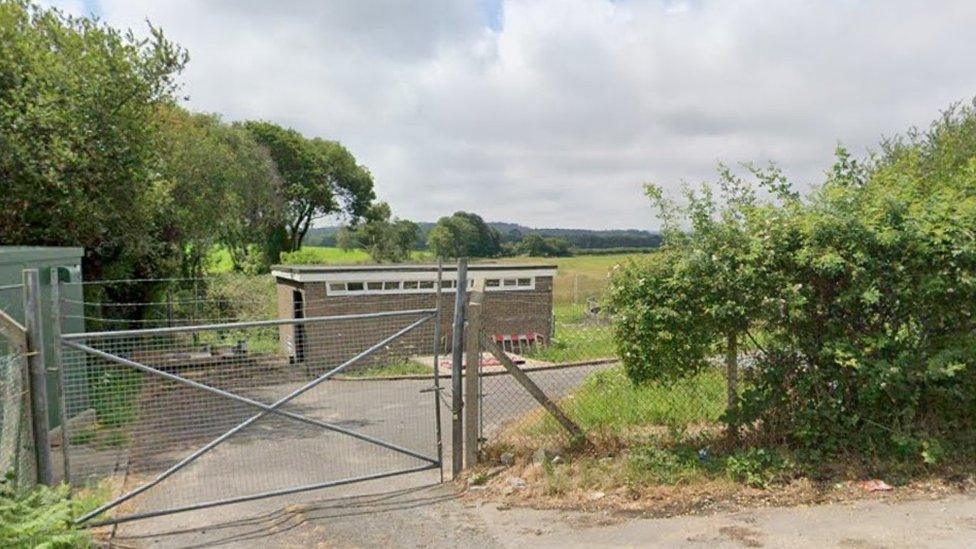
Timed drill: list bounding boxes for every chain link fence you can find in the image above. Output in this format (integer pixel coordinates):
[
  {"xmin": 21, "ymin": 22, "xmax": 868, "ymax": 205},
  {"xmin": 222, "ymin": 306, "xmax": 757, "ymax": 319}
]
[
  {"xmin": 477, "ymin": 291, "xmax": 729, "ymax": 454},
  {"xmin": 0, "ymin": 350, "xmax": 34, "ymax": 489},
  {"xmin": 54, "ymin": 276, "xmax": 445, "ymax": 523},
  {"xmin": 1, "ymin": 282, "xmax": 36, "ymax": 489}
]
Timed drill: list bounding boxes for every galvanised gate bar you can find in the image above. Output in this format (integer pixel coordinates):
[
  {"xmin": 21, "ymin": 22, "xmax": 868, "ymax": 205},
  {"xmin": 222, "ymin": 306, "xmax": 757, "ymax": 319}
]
[{"xmin": 56, "ymin": 296, "xmax": 445, "ymax": 525}]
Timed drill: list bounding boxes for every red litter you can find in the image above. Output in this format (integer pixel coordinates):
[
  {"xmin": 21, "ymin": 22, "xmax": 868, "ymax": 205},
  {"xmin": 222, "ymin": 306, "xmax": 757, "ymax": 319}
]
[{"xmin": 859, "ymin": 479, "xmax": 893, "ymax": 492}]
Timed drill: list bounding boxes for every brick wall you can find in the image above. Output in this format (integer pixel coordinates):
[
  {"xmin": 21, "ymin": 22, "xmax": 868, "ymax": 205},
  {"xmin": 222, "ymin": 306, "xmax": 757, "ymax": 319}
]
[{"xmin": 276, "ymin": 277, "xmax": 553, "ymax": 374}]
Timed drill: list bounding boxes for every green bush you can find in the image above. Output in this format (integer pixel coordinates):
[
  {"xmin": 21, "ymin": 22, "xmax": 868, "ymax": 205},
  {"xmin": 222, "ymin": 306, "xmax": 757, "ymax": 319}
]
[
  {"xmin": 608, "ymin": 101, "xmax": 976, "ymax": 465},
  {"xmin": 724, "ymin": 448, "xmax": 792, "ymax": 489},
  {"xmin": 626, "ymin": 444, "xmax": 703, "ymax": 486},
  {"xmin": 0, "ymin": 474, "xmax": 95, "ymax": 548}
]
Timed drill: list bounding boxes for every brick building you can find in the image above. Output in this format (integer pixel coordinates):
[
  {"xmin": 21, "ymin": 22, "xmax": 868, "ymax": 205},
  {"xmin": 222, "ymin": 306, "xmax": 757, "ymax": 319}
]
[{"xmin": 271, "ymin": 263, "xmax": 557, "ymax": 372}]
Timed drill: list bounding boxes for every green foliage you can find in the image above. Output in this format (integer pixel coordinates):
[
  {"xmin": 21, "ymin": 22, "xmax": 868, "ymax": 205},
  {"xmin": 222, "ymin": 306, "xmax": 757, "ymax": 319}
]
[
  {"xmin": 514, "ymin": 234, "xmax": 572, "ymax": 257},
  {"xmin": 242, "ymin": 121, "xmax": 375, "ymax": 256},
  {"xmin": 524, "ymin": 320, "xmax": 614, "ymax": 363},
  {"xmin": 0, "ymin": 474, "xmax": 97, "ymax": 548},
  {"xmin": 525, "ymin": 366, "xmax": 726, "ymax": 438},
  {"xmin": 626, "ymin": 443, "xmax": 704, "ymax": 486},
  {"xmin": 155, "ymin": 106, "xmax": 285, "ymax": 276},
  {"xmin": 427, "ymin": 211, "xmax": 502, "ymax": 258},
  {"xmin": 724, "ymin": 448, "xmax": 792, "ymax": 489},
  {"xmin": 277, "ymin": 246, "xmax": 431, "ymax": 267},
  {"xmin": 608, "ymin": 101, "xmax": 976, "ymax": 463},
  {"xmin": 0, "ymin": 0, "xmax": 187, "ymax": 281},
  {"xmin": 336, "ymin": 202, "xmax": 420, "ymax": 263}
]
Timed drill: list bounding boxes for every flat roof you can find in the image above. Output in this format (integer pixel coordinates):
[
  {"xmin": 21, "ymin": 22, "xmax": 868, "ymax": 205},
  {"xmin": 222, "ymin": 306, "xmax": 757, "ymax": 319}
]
[
  {"xmin": 272, "ymin": 263, "xmax": 558, "ymax": 284},
  {"xmin": 0, "ymin": 246, "xmax": 84, "ymax": 264},
  {"xmin": 271, "ymin": 263, "xmax": 557, "ymax": 274}
]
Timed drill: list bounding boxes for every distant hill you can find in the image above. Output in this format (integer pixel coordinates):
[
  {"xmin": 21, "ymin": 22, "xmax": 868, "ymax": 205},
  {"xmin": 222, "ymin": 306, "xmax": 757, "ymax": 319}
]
[{"xmin": 305, "ymin": 222, "xmax": 661, "ymax": 250}]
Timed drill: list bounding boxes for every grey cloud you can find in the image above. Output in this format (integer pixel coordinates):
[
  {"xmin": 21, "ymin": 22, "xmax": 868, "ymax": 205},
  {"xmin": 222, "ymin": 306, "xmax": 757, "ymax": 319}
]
[{"xmin": 55, "ymin": 0, "xmax": 976, "ymax": 229}]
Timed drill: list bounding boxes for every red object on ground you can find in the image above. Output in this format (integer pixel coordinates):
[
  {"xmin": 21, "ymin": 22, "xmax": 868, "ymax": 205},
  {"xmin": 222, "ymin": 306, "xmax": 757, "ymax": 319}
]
[{"xmin": 859, "ymin": 479, "xmax": 893, "ymax": 492}]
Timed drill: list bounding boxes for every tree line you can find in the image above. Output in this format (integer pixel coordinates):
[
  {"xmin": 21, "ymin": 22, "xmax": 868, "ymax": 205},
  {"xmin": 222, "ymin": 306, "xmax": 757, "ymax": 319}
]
[
  {"xmin": 337, "ymin": 209, "xmax": 582, "ymax": 261},
  {"xmin": 322, "ymin": 218, "xmax": 662, "ymax": 260},
  {"xmin": 0, "ymin": 0, "xmax": 375, "ymax": 280}
]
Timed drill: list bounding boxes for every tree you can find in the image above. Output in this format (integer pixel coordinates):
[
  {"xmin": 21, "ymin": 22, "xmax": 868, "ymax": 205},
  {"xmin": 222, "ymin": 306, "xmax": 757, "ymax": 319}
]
[
  {"xmin": 218, "ymin": 126, "xmax": 286, "ymax": 273},
  {"xmin": 426, "ymin": 211, "xmax": 501, "ymax": 259},
  {"xmin": 515, "ymin": 234, "xmax": 572, "ymax": 257},
  {"xmin": 153, "ymin": 106, "xmax": 285, "ymax": 276},
  {"xmin": 242, "ymin": 122, "xmax": 375, "ymax": 259},
  {"xmin": 0, "ymin": 0, "xmax": 188, "ymax": 281},
  {"xmin": 337, "ymin": 202, "xmax": 419, "ymax": 263}
]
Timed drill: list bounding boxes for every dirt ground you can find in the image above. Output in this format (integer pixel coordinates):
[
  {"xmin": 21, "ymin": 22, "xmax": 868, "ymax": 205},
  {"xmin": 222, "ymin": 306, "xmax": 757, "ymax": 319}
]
[{"xmin": 108, "ymin": 475, "xmax": 976, "ymax": 548}]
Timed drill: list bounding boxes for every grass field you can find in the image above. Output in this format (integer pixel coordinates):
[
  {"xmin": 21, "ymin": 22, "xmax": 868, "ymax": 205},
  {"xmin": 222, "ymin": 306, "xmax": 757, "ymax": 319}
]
[
  {"xmin": 505, "ymin": 365, "xmax": 727, "ymax": 444},
  {"xmin": 207, "ymin": 246, "xmax": 433, "ymax": 273},
  {"xmin": 492, "ymin": 252, "xmax": 657, "ymax": 305}
]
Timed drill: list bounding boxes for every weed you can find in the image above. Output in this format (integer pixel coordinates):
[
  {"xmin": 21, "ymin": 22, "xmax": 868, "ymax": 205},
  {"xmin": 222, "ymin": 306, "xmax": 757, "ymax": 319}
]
[{"xmin": 724, "ymin": 448, "xmax": 792, "ymax": 489}]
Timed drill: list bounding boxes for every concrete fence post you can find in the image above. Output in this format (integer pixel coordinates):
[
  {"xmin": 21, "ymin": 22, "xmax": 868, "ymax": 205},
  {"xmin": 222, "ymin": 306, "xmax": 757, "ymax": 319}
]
[
  {"xmin": 23, "ymin": 269, "xmax": 53, "ymax": 485},
  {"xmin": 450, "ymin": 258, "xmax": 468, "ymax": 478},
  {"xmin": 50, "ymin": 268, "xmax": 71, "ymax": 484},
  {"xmin": 464, "ymin": 283, "xmax": 484, "ymax": 468}
]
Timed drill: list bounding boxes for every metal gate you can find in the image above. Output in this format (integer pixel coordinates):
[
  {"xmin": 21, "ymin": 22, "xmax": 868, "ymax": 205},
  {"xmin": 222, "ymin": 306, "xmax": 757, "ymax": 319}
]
[{"xmin": 57, "ymin": 307, "xmax": 444, "ymax": 525}]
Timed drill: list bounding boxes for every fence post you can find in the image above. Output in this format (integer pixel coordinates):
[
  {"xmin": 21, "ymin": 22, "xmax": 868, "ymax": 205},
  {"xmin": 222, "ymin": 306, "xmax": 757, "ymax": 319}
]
[
  {"xmin": 166, "ymin": 288, "xmax": 174, "ymax": 328},
  {"xmin": 450, "ymin": 258, "xmax": 467, "ymax": 478},
  {"xmin": 431, "ymin": 259, "xmax": 445, "ymax": 482},
  {"xmin": 23, "ymin": 269, "xmax": 53, "ymax": 486},
  {"xmin": 464, "ymin": 283, "xmax": 484, "ymax": 468},
  {"xmin": 49, "ymin": 268, "xmax": 70, "ymax": 484}
]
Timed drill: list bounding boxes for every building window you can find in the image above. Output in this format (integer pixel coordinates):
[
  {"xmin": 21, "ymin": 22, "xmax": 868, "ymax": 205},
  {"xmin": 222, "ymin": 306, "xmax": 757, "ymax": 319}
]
[{"xmin": 325, "ymin": 275, "xmax": 537, "ymax": 295}]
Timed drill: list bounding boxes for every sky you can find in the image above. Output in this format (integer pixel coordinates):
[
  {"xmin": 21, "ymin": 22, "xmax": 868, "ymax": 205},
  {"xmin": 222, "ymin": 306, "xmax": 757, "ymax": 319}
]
[{"xmin": 47, "ymin": 0, "xmax": 976, "ymax": 230}]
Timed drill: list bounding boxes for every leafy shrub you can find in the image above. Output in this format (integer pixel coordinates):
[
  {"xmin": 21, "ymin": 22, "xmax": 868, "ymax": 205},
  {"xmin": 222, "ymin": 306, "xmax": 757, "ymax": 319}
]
[
  {"xmin": 608, "ymin": 101, "xmax": 976, "ymax": 464},
  {"xmin": 724, "ymin": 448, "xmax": 791, "ymax": 489},
  {"xmin": 626, "ymin": 443, "xmax": 702, "ymax": 485},
  {"xmin": 0, "ymin": 474, "xmax": 95, "ymax": 548}
]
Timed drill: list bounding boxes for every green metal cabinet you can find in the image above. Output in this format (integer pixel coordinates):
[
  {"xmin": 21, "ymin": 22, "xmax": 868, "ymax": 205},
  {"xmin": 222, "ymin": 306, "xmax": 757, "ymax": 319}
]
[{"xmin": 0, "ymin": 246, "xmax": 85, "ymax": 428}]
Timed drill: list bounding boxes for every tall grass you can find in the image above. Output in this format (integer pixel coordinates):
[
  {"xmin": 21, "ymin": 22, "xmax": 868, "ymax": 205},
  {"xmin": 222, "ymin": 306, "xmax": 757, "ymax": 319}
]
[{"xmin": 523, "ymin": 366, "xmax": 727, "ymax": 439}]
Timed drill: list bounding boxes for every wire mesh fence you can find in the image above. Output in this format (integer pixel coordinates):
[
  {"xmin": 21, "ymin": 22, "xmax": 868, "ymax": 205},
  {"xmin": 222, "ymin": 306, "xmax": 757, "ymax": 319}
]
[
  {"xmin": 0, "ymin": 350, "xmax": 34, "ymax": 489},
  {"xmin": 477, "ymin": 291, "xmax": 729, "ymax": 453},
  {"xmin": 61, "ymin": 275, "xmax": 277, "ymax": 330},
  {"xmin": 0, "ymin": 283, "xmax": 23, "ymax": 322},
  {"xmin": 56, "ymin": 281, "xmax": 445, "ymax": 523}
]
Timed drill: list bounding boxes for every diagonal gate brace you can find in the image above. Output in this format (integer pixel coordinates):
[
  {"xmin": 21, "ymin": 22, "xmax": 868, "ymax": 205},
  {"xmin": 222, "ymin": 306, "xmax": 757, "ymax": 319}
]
[{"xmin": 74, "ymin": 313, "xmax": 435, "ymax": 525}]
